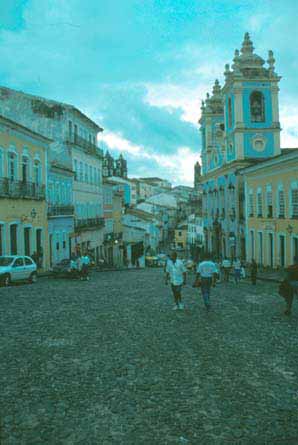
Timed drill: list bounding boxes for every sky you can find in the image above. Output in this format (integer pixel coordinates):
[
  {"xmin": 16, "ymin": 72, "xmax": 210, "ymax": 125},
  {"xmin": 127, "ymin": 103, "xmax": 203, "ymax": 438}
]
[{"xmin": 0, "ymin": 0, "xmax": 297, "ymax": 185}]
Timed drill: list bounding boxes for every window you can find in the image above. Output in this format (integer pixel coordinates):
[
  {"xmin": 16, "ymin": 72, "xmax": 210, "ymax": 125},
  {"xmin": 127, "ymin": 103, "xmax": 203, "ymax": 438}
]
[
  {"xmin": 79, "ymin": 162, "xmax": 83, "ymax": 181},
  {"xmin": 228, "ymin": 97, "xmax": 232, "ymax": 128},
  {"xmin": 278, "ymin": 187, "xmax": 285, "ymax": 218},
  {"xmin": 25, "ymin": 257, "xmax": 33, "ymax": 266},
  {"xmin": 34, "ymin": 160, "xmax": 41, "ymax": 185},
  {"xmin": 84, "ymin": 163, "xmax": 88, "ymax": 182},
  {"xmin": 248, "ymin": 192, "xmax": 254, "ymax": 217},
  {"xmin": 89, "ymin": 165, "xmax": 93, "ymax": 184},
  {"xmin": 250, "ymin": 91, "xmax": 265, "ymax": 123},
  {"xmin": 257, "ymin": 189, "xmax": 263, "ymax": 217},
  {"xmin": 68, "ymin": 120, "xmax": 73, "ymax": 140},
  {"xmin": 291, "ymin": 186, "xmax": 298, "ymax": 218},
  {"xmin": 266, "ymin": 186, "xmax": 273, "ymax": 218},
  {"xmin": 0, "ymin": 224, "xmax": 3, "ymax": 256},
  {"xmin": 74, "ymin": 159, "xmax": 78, "ymax": 180},
  {"xmin": 0, "ymin": 149, "xmax": 3, "ymax": 177},
  {"xmin": 14, "ymin": 257, "xmax": 24, "ymax": 267},
  {"xmin": 8, "ymin": 152, "xmax": 17, "ymax": 181}
]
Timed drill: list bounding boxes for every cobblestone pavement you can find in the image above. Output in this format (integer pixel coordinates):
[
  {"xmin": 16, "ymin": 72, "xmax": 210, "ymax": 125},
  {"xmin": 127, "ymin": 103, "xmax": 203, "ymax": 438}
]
[{"xmin": 1, "ymin": 269, "xmax": 298, "ymax": 445}]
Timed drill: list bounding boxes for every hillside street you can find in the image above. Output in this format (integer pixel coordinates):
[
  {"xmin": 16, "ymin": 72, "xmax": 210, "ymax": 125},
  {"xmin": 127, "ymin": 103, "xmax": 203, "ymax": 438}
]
[{"xmin": 1, "ymin": 269, "xmax": 298, "ymax": 444}]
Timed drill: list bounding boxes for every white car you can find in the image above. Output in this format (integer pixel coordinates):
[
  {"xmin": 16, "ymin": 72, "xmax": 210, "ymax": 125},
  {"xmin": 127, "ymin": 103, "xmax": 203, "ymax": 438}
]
[{"xmin": 0, "ymin": 256, "xmax": 37, "ymax": 286}]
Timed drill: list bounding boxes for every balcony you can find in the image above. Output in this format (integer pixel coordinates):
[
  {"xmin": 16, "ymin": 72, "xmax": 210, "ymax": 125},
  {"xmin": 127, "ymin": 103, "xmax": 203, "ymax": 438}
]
[
  {"xmin": 66, "ymin": 135, "xmax": 103, "ymax": 158},
  {"xmin": 48, "ymin": 205, "xmax": 75, "ymax": 217},
  {"xmin": 0, "ymin": 178, "xmax": 45, "ymax": 200},
  {"xmin": 75, "ymin": 217, "xmax": 105, "ymax": 231}
]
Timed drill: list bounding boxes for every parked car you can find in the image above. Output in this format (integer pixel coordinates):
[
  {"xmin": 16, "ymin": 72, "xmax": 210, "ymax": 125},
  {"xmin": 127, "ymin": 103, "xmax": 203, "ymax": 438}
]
[{"xmin": 0, "ymin": 255, "xmax": 37, "ymax": 286}]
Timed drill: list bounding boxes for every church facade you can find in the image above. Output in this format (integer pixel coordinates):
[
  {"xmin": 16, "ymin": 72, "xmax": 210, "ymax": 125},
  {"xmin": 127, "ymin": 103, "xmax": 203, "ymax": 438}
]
[{"xmin": 199, "ymin": 33, "xmax": 281, "ymax": 259}]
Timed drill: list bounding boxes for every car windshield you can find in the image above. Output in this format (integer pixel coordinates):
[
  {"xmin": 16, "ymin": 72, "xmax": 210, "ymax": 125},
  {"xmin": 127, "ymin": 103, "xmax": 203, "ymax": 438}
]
[{"xmin": 0, "ymin": 257, "xmax": 14, "ymax": 266}]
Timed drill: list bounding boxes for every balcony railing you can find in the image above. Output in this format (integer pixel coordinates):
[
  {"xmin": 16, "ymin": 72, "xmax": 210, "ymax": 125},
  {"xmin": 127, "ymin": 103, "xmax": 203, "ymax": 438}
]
[
  {"xmin": 48, "ymin": 205, "xmax": 75, "ymax": 217},
  {"xmin": 66, "ymin": 135, "xmax": 103, "ymax": 158},
  {"xmin": 75, "ymin": 217, "xmax": 105, "ymax": 231},
  {"xmin": 0, "ymin": 178, "xmax": 45, "ymax": 200}
]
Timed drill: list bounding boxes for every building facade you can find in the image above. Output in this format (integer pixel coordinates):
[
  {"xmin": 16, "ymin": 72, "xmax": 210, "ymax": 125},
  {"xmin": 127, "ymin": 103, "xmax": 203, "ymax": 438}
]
[
  {"xmin": 47, "ymin": 161, "xmax": 74, "ymax": 266},
  {"xmin": 0, "ymin": 86, "xmax": 105, "ymax": 262},
  {"xmin": 200, "ymin": 33, "xmax": 281, "ymax": 259},
  {"xmin": 0, "ymin": 115, "xmax": 50, "ymax": 269},
  {"xmin": 241, "ymin": 149, "xmax": 298, "ymax": 268}
]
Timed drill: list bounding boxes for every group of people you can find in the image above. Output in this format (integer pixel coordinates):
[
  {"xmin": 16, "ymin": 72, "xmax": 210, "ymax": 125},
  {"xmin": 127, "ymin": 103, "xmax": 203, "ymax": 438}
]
[
  {"xmin": 70, "ymin": 252, "xmax": 91, "ymax": 280},
  {"xmin": 218, "ymin": 257, "xmax": 258, "ymax": 285},
  {"xmin": 165, "ymin": 251, "xmax": 297, "ymax": 315},
  {"xmin": 165, "ymin": 251, "xmax": 218, "ymax": 312}
]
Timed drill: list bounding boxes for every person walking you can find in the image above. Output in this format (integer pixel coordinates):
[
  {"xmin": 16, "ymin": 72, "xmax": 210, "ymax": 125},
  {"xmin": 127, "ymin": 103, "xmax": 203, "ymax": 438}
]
[
  {"xmin": 81, "ymin": 252, "xmax": 91, "ymax": 281},
  {"xmin": 195, "ymin": 254, "xmax": 217, "ymax": 311},
  {"xmin": 251, "ymin": 259, "xmax": 258, "ymax": 285},
  {"xmin": 165, "ymin": 251, "xmax": 187, "ymax": 310},
  {"xmin": 222, "ymin": 257, "xmax": 231, "ymax": 282},
  {"xmin": 281, "ymin": 257, "xmax": 298, "ymax": 315},
  {"xmin": 233, "ymin": 258, "xmax": 242, "ymax": 284}
]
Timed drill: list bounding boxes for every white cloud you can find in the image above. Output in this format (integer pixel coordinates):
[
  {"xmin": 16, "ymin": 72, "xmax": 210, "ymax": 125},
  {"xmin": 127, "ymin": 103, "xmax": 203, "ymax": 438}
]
[
  {"xmin": 280, "ymin": 104, "xmax": 298, "ymax": 148},
  {"xmin": 98, "ymin": 131, "xmax": 200, "ymax": 186}
]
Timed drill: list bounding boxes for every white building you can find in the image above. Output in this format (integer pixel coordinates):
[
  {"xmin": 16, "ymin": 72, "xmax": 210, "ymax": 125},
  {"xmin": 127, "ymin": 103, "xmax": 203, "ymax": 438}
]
[{"xmin": 0, "ymin": 86, "xmax": 105, "ymax": 261}]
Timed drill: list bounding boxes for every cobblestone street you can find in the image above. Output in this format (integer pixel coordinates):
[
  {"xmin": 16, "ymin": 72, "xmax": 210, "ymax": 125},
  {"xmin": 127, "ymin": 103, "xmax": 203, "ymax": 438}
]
[{"xmin": 1, "ymin": 269, "xmax": 298, "ymax": 444}]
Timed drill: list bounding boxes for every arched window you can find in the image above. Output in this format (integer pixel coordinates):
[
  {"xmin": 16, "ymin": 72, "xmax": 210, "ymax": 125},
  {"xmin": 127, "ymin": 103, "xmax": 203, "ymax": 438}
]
[
  {"xmin": 250, "ymin": 91, "xmax": 265, "ymax": 123},
  {"xmin": 228, "ymin": 97, "xmax": 232, "ymax": 128},
  {"xmin": 22, "ymin": 155, "xmax": 29, "ymax": 183},
  {"xmin": 33, "ymin": 160, "xmax": 41, "ymax": 185},
  {"xmin": 8, "ymin": 151, "xmax": 17, "ymax": 181}
]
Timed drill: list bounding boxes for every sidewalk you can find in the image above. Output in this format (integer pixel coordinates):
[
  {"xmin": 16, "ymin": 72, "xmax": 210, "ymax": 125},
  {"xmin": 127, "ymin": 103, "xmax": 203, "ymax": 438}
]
[{"xmin": 249, "ymin": 268, "xmax": 284, "ymax": 283}]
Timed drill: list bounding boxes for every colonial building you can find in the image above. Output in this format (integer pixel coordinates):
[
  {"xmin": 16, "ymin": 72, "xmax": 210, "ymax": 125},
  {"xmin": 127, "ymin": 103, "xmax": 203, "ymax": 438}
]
[
  {"xmin": 102, "ymin": 151, "xmax": 127, "ymax": 179},
  {"xmin": 47, "ymin": 161, "xmax": 74, "ymax": 267},
  {"xmin": 240, "ymin": 149, "xmax": 298, "ymax": 268},
  {"xmin": 0, "ymin": 86, "xmax": 105, "ymax": 262},
  {"xmin": 200, "ymin": 33, "xmax": 281, "ymax": 259},
  {"xmin": 0, "ymin": 115, "xmax": 50, "ymax": 269}
]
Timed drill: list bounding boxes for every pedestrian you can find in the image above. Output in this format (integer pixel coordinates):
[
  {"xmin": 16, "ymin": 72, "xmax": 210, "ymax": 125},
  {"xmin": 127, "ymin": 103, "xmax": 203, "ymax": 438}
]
[
  {"xmin": 233, "ymin": 258, "xmax": 242, "ymax": 284},
  {"xmin": 81, "ymin": 252, "xmax": 90, "ymax": 281},
  {"xmin": 240, "ymin": 261, "xmax": 246, "ymax": 280},
  {"xmin": 251, "ymin": 259, "xmax": 258, "ymax": 285},
  {"xmin": 76, "ymin": 255, "xmax": 83, "ymax": 279},
  {"xmin": 165, "ymin": 251, "xmax": 187, "ymax": 310},
  {"xmin": 222, "ymin": 257, "xmax": 231, "ymax": 282},
  {"xmin": 195, "ymin": 254, "xmax": 217, "ymax": 311},
  {"xmin": 281, "ymin": 257, "xmax": 298, "ymax": 315},
  {"xmin": 278, "ymin": 279, "xmax": 294, "ymax": 316}
]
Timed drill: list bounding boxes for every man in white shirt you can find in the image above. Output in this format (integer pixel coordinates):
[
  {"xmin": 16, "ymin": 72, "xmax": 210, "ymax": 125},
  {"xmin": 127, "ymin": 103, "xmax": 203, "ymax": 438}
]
[
  {"xmin": 222, "ymin": 257, "xmax": 231, "ymax": 282},
  {"xmin": 165, "ymin": 251, "xmax": 187, "ymax": 310},
  {"xmin": 195, "ymin": 254, "xmax": 217, "ymax": 311}
]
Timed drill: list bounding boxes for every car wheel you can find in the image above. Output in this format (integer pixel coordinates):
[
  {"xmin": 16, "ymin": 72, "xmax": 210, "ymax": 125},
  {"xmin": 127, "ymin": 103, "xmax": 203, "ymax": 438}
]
[
  {"xmin": 29, "ymin": 272, "xmax": 37, "ymax": 284},
  {"xmin": 2, "ymin": 274, "xmax": 11, "ymax": 287}
]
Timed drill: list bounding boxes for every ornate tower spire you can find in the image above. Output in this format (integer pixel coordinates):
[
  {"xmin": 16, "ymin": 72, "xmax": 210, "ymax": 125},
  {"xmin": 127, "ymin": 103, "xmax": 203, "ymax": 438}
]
[{"xmin": 241, "ymin": 32, "xmax": 254, "ymax": 55}]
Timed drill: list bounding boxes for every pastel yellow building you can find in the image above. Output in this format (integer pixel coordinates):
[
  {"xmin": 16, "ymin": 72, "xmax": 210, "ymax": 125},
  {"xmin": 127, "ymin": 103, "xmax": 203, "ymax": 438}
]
[
  {"xmin": 174, "ymin": 223, "xmax": 188, "ymax": 250},
  {"xmin": 0, "ymin": 115, "xmax": 51, "ymax": 269},
  {"xmin": 241, "ymin": 149, "xmax": 298, "ymax": 268}
]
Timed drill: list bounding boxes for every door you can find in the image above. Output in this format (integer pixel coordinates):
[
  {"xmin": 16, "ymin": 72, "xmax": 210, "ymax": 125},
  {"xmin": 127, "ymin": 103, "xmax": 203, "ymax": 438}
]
[
  {"xmin": 293, "ymin": 237, "xmax": 298, "ymax": 264},
  {"xmin": 24, "ymin": 228, "xmax": 31, "ymax": 257},
  {"xmin": 279, "ymin": 235, "xmax": 285, "ymax": 267},
  {"xmin": 11, "ymin": 257, "xmax": 25, "ymax": 281},
  {"xmin": 10, "ymin": 224, "xmax": 18, "ymax": 255},
  {"xmin": 258, "ymin": 232, "xmax": 263, "ymax": 266},
  {"xmin": 269, "ymin": 233, "xmax": 273, "ymax": 268},
  {"xmin": 36, "ymin": 229, "xmax": 42, "ymax": 267}
]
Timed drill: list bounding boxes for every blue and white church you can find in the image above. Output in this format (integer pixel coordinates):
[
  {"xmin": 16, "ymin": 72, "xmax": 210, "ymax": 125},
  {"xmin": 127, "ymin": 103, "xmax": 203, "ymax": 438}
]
[{"xmin": 199, "ymin": 32, "xmax": 281, "ymax": 258}]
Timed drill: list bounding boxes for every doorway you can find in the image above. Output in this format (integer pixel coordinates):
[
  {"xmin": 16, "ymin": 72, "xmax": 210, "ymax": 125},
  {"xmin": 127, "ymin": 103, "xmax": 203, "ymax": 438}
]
[
  {"xmin": 279, "ymin": 235, "xmax": 285, "ymax": 267},
  {"xmin": 269, "ymin": 233, "xmax": 274, "ymax": 268},
  {"xmin": 24, "ymin": 227, "xmax": 31, "ymax": 256},
  {"xmin": 10, "ymin": 224, "xmax": 18, "ymax": 255}
]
